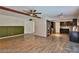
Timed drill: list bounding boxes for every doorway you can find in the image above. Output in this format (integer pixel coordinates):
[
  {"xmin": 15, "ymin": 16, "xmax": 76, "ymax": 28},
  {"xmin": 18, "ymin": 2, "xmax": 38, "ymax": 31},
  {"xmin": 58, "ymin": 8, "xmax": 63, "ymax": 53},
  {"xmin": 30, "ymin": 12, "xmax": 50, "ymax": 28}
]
[{"xmin": 47, "ymin": 20, "xmax": 55, "ymax": 36}]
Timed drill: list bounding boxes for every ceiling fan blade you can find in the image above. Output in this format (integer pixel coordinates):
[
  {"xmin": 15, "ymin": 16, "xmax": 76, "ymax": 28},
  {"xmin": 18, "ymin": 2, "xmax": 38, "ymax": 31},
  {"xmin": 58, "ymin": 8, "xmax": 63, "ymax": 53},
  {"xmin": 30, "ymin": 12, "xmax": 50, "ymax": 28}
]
[
  {"xmin": 34, "ymin": 14, "xmax": 37, "ymax": 16},
  {"xmin": 30, "ymin": 10, "xmax": 32, "ymax": 12},
  {"xmin": 33, "ymin": 13, "xmax": 42, "ymax": 14},
  {"xmin": 33, "ymin": 10, "xmax": 36, "ymax": 12},
  {"xmin": 23, "ymin": 10, "xmax": 31, "ymax": 13}
]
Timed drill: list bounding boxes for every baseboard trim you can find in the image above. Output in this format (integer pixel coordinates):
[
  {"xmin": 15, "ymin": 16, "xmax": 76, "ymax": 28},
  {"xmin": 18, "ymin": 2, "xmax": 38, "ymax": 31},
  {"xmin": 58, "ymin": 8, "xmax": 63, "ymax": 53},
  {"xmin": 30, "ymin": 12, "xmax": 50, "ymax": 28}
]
[
  {"xmin": 0, "ymin": 34, "xmax": 24, "ymax": 39},
  {"xmin": 0, "ymin": 33, "xmax": 47, "ymax": 39}
]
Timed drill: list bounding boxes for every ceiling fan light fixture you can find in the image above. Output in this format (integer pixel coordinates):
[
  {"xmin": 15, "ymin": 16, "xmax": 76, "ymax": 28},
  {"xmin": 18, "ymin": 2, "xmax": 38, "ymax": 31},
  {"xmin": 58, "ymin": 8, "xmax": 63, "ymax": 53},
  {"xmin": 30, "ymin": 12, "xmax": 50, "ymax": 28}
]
[{"xmin": 30, "ymin": 13, "xmax": 34, "ymax": 16}]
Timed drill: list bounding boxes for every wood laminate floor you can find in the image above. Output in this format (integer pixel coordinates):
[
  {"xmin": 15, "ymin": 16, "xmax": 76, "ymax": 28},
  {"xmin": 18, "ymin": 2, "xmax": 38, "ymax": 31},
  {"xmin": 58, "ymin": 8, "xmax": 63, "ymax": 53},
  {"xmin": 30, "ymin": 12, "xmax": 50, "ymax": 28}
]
[{"xmin": 0, "ymin": 34, "xmax": 79, "ymax": 53}]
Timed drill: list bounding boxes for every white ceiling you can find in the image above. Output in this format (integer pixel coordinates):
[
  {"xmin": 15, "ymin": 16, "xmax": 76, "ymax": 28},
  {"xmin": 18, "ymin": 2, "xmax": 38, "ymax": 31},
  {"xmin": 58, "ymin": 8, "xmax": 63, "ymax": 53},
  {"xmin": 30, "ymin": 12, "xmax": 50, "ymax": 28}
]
[
  {"xmin": 0, "ymin": 6, "xmax": 79, "ymax": 19},
  {"xmin": 1, "ymin": 6, "xmax": 79, "ymax": 18},
  {"xmin": 0, "ymin": 9, "xmax": 29, "ymax": 19}
]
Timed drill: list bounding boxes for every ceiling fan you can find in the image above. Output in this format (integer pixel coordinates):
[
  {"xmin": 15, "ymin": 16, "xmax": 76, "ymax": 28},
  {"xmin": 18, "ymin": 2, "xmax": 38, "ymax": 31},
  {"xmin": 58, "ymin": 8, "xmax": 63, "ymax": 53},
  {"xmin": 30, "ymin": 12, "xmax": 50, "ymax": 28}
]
[{"xmin": 23, "ymin": 9, "xmax": 41, "ymax": 18}]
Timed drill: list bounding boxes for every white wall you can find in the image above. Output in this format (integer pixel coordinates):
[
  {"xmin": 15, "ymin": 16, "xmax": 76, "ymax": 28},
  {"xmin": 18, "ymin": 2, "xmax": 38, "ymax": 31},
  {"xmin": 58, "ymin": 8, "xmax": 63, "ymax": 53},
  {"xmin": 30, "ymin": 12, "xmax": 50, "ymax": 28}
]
[
  {"xmin": 34, "ymin": 18, "xmax": 47, "ymax": 37},
  {"xmin": 77, "ymin": 21, "xmax": 79, "ymax": 26},
  {"xmin": 24, "ymin": 21, "xmax": 35, "ymax": 34},
  {"xmin": 77, "ymin": 18, "xmax": 79, "ymax": 25},
  {"xmin": 55, "ymin": 22, "xmax": 60, "ymax": 33},
  {"xmin": 0, "ymin": 14, "xmax": 47, "ymax": 37},
  {"xmin": 24, "ymin": 17, "xmax": 47, "ymax": 37},
  {"xmin": 24, "ymin": 17, "xmax": 35, "ymax": 34},
  {"xmin": 0, "ymin": 14, "xmax": 25, "ymax": 26}
]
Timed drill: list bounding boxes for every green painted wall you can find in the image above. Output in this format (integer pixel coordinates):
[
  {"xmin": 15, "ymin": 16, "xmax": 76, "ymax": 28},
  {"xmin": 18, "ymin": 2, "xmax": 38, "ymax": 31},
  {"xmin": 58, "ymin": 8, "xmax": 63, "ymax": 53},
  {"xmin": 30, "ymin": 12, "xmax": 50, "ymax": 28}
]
[{"xmin": 0, "ymin": 26, "xmax": 24, "ymax": 37}]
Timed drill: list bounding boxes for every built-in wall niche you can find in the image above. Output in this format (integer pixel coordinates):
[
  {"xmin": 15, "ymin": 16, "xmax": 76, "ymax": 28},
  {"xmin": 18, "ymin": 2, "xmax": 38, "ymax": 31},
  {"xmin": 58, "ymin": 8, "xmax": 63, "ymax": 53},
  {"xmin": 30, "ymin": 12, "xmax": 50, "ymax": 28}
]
[{"xmin": 60, "ymin": 21, "xmax": 72, "ymax": 26}]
